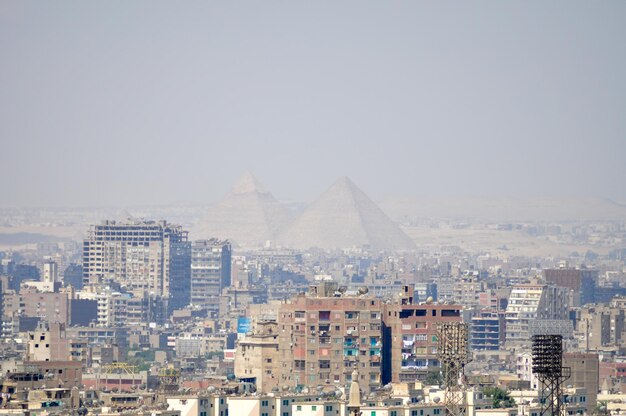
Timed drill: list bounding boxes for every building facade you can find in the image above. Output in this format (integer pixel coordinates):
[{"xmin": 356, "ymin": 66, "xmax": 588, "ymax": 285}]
[
  {"xmin": 191, "ymin": 239, "xmax": 231, "ymax": 315},
  {"xmin": 544, "ymin": 268, "xmax": 597, "ymax": 306},
  {"xmin": 382, "ymin": 287, "xmax": 463, "ymax": 383},
  {"xmin": 505, "ymin": 284, "xmax": 569, "ymax": 346},
  {"xmin": 82, "ymin": 220, "xmax": 191, "ymax": 316},
  {"xmin": 277, "ymin": 279, "xmax": 384, "ymax": 392}
]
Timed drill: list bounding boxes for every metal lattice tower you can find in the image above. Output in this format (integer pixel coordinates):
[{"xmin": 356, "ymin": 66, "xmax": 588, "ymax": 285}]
[
  {"xmin": 437, "ymin": 322, "xmax": 472, "ymax": 416},
  {"xmin": 531, "ymin": 335, "xmax": 570, "ymax": 416}
]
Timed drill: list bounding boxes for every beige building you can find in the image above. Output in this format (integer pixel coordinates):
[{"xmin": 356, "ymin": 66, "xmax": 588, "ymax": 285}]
[
  {"xmin": 563, "ymin": 352, "xmax": 599, "ymax": 408},
  {"xmin": 234, "ymin": 320, "xmax": 281, "ymax": 393},
  {"xmin": 26, "ymin": 323, "xmax": 70, "ymax": 362},
  {"xmin": 576, "ymin": 303, "xmax": 626, "ymax": 351},
  {"xmin": 3, "ymin": 288, "xmax": 71, "ymax": 326}
]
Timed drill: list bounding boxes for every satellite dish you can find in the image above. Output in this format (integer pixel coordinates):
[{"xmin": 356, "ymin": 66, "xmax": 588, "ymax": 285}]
[{"xmin": 434, "ymin": 397, "xmax": 441, "ymax": 403}]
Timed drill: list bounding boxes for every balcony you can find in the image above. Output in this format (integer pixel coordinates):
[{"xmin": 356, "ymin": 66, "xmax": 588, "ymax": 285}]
[{"xmin": 319, "ymin": 337, "xmax": 331, "ymax": 345}]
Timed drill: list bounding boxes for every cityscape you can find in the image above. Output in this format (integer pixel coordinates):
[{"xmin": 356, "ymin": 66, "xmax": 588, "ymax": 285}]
[{"xmin": 1, "ymin": 2, "xmax": 626, "ymax": 416}]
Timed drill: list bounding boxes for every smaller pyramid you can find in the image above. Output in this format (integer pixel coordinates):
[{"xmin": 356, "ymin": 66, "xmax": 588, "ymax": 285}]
[
  {"xmin": 194, "ymin": 173, "xmax": 292, "ymax": 247},
  {"xmin": 278, "ymin": 177, "xmax": 415, "ymax": 250},
  {"xmin": 232, "ymin": 171, "xmax": 268, "ymax": 195}
]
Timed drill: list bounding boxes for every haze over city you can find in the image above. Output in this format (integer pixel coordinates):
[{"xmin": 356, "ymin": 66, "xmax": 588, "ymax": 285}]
[
  {"xmin": 1, "ymin": 3, "xmax": 626, "ymax": 416},
  {"xmin": 2, "ymin": 1, "xmax": 626, "ymax": 207}
]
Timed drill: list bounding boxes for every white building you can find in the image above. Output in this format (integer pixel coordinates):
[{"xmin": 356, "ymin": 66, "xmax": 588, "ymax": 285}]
[{"xmin": 505, "ymin": 284, "xmax": 569, "ymax": 346}]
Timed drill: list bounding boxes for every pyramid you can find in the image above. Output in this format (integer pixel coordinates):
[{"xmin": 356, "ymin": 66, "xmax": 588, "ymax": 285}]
[
  {"xmin": 278, "ymin": 177, "xmax": 415, "ymax": 250},
  {"xmin": 194, "ymin": 173, "xmax": 292, "ymax": 247}
]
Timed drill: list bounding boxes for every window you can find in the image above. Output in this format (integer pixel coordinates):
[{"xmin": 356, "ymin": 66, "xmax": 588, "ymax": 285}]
[
  {"xmin": 411, "ymin": 411, "xmax": 418, "ymax": 416},
  {"xmin": 312, "ymin": 406, "xmax": 317, "ymax": 411},
  {"xmin": 326, "ymin": 406, "xmax": 333, "ymax": 411},
  {"xmin": 434, "ymin": 409, "xmax": 441, "ymax": 415},
  {"xmin": 391, "ymin": 412, "xmax": 398, "ymax": 416},
  {"xmin": 297, "ymin": 405, "xmax": 302, "ymax": 411},
  {"xmin": 283, "ymin": 400, "xmax": 289, "ymax": 406},
  {"xmin": 262, "ymin": 400, "xmax": 268, "ymax": 406}
]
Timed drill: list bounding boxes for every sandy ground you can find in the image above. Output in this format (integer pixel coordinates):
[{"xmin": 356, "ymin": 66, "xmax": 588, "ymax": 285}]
[
  {"xmin": 0, "ymin": 224, "xmax": 611, "ymax": 258},
  {"xmin": 402, "ymin": 225, "xmax": 608, "ymax": 257}
]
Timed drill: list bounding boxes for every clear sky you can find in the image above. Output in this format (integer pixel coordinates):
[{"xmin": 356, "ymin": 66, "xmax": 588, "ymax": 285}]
[{"xmin": 1, "ymin": 1, "xmax": 625, "ymax": 207}]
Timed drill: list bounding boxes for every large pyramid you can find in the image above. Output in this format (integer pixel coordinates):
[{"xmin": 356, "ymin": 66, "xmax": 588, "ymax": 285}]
[
  {"xmin": 194, "ymin": 173, "xmax": 292, "ymax": 247},
  {"xmin": 278, "ymin": 177, "xmax": 415, "ymax": 250}
]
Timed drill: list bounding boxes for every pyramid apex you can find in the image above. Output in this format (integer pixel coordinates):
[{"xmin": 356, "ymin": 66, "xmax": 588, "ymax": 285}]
[
  {"xmin": 232, "ymin": 172, "xmax": 267, "ymax": 194},
  {"xmin": 329, "ymin": 176, "xmax": 360, "ymax": 193},
  {"xmin": 334, "ymin": 176, "xmax": 354, "ymax": 185}
]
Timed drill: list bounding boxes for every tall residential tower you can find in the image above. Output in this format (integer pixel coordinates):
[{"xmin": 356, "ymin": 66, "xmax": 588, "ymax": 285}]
[
  {"xmin": 191, "ymin": 239, "xmax": 231, "ymax": 316},
  {"xmin": 82, "ymin": 220, "xmax": 191, "ymax": 317}
]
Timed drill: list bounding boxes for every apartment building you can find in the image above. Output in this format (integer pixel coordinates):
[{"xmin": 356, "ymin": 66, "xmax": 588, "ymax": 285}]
[
  {"xmin": 575, "ymin": 303, "xmax": 626, "ymax": 351},
  {"xmin": 470, "ymin": 310, "xmax": 505, "ymax": 351},
  {"xmin": 191, "ymin": 239, "xmax": 231, "ymax": 316},
  {"xmin": 82, "ymin": 220, "xmax": 191, "ymax": 316},
  {"xmin": 505, "ymin": 284, "xmax": 569, "ymax": 346},
  {"xmin": 234, "ymin": 321, "xmax": 281, "ymax": 393},
  {"xmin": 544, "ymin": 268, "xmax": 597, "ymax": 306},
  {"xmin": 277, "ymin": 279, "xmax": 384, "ymax": 392},
  {"xmin": 382, "ymin": 287, "xmax": 462, "ymax": 383}
]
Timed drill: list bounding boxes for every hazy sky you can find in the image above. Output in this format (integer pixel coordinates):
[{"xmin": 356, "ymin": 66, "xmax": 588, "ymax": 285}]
[{"xmin": 1, "ymin": 1, "xmax": 625, "ymax": 207}]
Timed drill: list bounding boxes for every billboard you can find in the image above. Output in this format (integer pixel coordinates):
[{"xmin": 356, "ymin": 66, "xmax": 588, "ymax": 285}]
[{"xmin": 237, "ymin": 317, "xmax": 251, "ymax": 334}]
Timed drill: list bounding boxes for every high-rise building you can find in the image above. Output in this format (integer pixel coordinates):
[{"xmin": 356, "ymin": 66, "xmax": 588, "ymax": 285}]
[
  {"xmin": 191, "ymin": 239, "xmax": 231, "ymax": 315},
  {"xmin": 277, "ymin": 278, "xmax": 384, "ymax": 392},
  {"xmin": 505, "ymin": 284, "xmax": 569, "ymax": 346},
  {"xmin": 544, "ymin": 268, "xmax": 598, "ymax": 306},
  {"xmin": 82, "ymin": 220, "xmax": 191, "ymax": 316}
]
